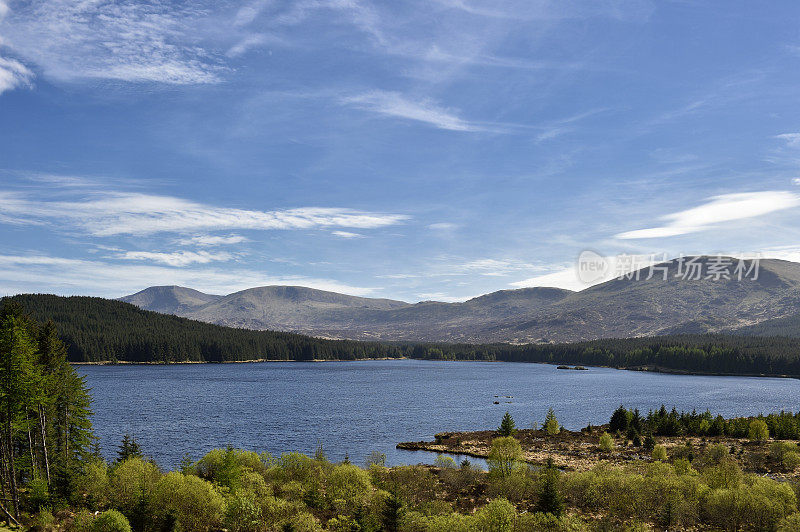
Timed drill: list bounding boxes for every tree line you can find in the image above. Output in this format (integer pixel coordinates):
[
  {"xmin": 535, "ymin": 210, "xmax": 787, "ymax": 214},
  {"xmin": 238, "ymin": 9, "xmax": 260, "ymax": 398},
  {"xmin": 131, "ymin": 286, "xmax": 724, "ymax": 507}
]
[
  {"xmin": 0, "ymin": 301, "xmax": 94, "ymax": 525},
  {"xmin": 5, "ymin": 294, "xmax": 800, "ymax": 377}
]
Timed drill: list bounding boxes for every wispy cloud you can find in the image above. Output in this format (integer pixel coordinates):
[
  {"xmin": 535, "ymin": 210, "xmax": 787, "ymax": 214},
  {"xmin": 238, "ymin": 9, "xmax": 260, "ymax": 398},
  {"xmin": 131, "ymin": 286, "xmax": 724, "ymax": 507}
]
[
  {"xmin": 615, "ymin": 191, "xmax": 800, "ymax": 239},
  {"xmin": 332, "ymin": 231, "xmax": 364, "ymax": 239},
  {"xmin": 0, "ymin": 56, "xmax": 32, "ymax": 94},
  {"xmin": 0, "ymin": 0, "xmax": 223, "ymax": 84},
  {"xmin": 341, "ymin": 90, "xmax": 489, "ymax": 132},
  {"xmin": 0, "ymin": 254, "xmax": 375, "ymax": 297},
  {"xmin": 0, "ymin": 189, "xmax": 409, "ymax": 237},
  {"xmin": 177, "ymin": 234, "xmax": 249, "ymax": 247},
  {"xmin": 776, "ymin": 133, "xmax": 800, "ymax": 148},
  {"xmin": 117, "ymin": 250, "xmax": 234, "ymax": 267}
]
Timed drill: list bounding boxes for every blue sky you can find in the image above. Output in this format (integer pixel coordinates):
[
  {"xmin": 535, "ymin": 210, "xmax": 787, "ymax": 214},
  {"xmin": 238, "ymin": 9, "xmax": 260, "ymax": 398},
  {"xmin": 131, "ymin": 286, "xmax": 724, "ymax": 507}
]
[{"xmin": 2, "ymin": 0, "xmax": 800, "ymax": 301}]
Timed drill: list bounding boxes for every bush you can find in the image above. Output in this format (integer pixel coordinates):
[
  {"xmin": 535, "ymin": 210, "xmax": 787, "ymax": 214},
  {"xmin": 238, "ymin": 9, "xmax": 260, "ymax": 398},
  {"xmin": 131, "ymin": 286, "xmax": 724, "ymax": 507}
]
[
  {"xmin": 488, "ymin": 437, "xmax": 524, "ymax": 477},
  {"xmin": 150, "ymin": 471, "xmax": 224, "ymax": 531},
  {"xmin": 280, "ymin": 511, "xmax": 322, "ymax": 531},
  {"xmin": 108, "ymin": 457, "xmax": 160, "ymax": 528},
  {"xmin": 29, "ymin": 509, "xmax": 55, "ymax": 531},
  {"xmin": 598, "ymin": 432, "xmax": 614, "ymax": 452},
  {"xmin": 77, "ymin": 459, "xmax": 110, "ymax": 509},
  {"xmin": 224, "ymin": 493, "xmax": 263, "ymax": 532},
  {"xmin": 325, "ymin": 463, "xmax": 372, "ymax": 511},
  {"xmin": 652, "ymin": 445, "xmax": 667, "ymax": 462},
  {"xmin": 92, "ymin": 510, "xmax": 131, "ymax": 532},
  {"xmin": 68, "ymin": 510, "xmax": 96, "ymax": 532},
  {"xmin": 778, "ymin": 513, "xmax": 800, "ymax": 532},
  {"xmin": 748, "ymin": 419, "xmax": 769, "ymax": 441},
  {"xmin": 784, "ymin": 451, "xmax": 800, "ymax": 472},
  {"xmin": 475, "ymin": 498, "xmax": 516, "ymax": 532}
]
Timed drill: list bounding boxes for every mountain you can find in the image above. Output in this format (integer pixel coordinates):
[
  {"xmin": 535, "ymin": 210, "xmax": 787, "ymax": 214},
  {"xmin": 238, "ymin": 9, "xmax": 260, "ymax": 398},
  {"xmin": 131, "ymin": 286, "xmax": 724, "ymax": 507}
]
[
  {"xmin": 119, "ymin": 286, "xmax": 221, "ymax": 314},
  {"xmin": 6, "ymin": 294, "xmax": 800, "ymax": 377},
  {"xmin": 119, "ymin": 257, "xmax": 800, "ymax": 343}
]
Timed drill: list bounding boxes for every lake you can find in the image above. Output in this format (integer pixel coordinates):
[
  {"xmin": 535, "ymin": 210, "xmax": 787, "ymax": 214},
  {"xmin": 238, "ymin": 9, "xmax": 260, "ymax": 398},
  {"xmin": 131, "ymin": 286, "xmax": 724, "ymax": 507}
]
[{"xmin": 77, "ymin": 360, "xmax": 800, "ymax": 470}]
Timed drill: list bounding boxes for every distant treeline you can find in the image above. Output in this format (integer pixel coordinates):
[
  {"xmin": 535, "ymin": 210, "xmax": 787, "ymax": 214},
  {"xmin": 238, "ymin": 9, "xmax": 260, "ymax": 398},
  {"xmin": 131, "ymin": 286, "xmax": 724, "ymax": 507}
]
[
  {"xmin": 4, "ymin": 295, "xmax": 406, "ymax": 363},
  {"xmin": 4, "ymin": 294, "xmax": 800, "ymax": 377}
]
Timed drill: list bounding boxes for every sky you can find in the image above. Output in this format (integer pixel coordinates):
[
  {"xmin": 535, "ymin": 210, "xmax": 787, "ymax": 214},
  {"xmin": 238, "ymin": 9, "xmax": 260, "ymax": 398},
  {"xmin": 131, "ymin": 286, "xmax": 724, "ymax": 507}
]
[{"xmin": 2, "ymin": 0, "xmax": 800, "ymax": 302}]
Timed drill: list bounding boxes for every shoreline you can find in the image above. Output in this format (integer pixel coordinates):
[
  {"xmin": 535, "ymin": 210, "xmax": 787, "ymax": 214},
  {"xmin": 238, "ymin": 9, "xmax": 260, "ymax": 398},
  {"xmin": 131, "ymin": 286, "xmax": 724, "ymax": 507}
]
[{"xmin": 69, "ymin": 358, "xmax": 800, "ymax": 379}]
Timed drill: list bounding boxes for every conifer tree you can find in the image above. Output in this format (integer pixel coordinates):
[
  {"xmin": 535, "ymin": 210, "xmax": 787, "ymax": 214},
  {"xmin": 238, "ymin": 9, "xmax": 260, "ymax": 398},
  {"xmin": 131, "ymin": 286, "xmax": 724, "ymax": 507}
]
[
  {"xmin": 498, "ymin": 411, "xmax": 517, "ymax": 436},
  {"xmin": 537, "ymin": 458, "xmax": 564, "ymax": 516},
  {"xmin": 544, "ymin": 408, "xmax": 560, "ymax": 435}
]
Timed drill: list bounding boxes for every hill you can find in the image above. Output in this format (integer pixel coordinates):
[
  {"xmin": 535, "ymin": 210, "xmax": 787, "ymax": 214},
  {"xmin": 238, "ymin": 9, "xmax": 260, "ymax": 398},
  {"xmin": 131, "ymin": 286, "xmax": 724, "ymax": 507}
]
[
  {"xmin": 4, "ymin": 294, "xmax": 800, "ymax": 376},
  {"xmin": 120, "ymin": 257, "xmax": 800, "ymax": 343}
]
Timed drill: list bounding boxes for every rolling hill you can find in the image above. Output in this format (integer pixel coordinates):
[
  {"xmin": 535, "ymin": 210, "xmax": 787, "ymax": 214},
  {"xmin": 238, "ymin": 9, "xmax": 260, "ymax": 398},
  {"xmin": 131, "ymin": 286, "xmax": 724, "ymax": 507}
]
[{"xmin": 120, "ymin": 257, "xmax": 800, "ymax": 343}]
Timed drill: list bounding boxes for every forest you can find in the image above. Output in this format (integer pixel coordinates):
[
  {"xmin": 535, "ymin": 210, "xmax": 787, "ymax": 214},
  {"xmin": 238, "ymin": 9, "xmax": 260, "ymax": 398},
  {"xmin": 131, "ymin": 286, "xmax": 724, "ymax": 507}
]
[{"xmin": 5, "ymin": 294, "xmax": 800, "ymax": 377}]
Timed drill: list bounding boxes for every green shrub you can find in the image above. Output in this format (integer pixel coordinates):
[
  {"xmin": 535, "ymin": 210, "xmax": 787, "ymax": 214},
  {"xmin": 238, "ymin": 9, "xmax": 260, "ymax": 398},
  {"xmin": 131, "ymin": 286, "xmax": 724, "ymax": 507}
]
[
  {"xmin": 92, "ymin": 510, "xmax": 131, "ymax": 532},
  {"xmin": 434, "ymin": 455, "xmax": 456, "ymax": 469},
  {"xmin": 783, "ymin": 451, "xmax": 800, "ymax": 472},
  {"xmin": 325, "ymin": 463, "xmax": 372, "ymax": 511},
  {"xmin": 488, "ymin": 437, "xmax": 523, "ymax": 477},
  {"xmin": 77, "ymin": 459, "xmax": 110, "ymax": 509},
  {"xmin": 280, "ymin": 511, "xmax": 322, "ymax": 531},
  {"xmin": 26, "ymin": 476, "xmax": 50, "ymax": 511},
  {"xmin": 598, "ymin": 432, "xmax": 614, "ymax": 452},
  {"xmin": 108, "ymin": 457, "xmax": 160, "ymax": 528},
  {"xmin": 30, "ymin": 508, "xmax": 55, "ymax": 531},
  {"xmin": 150, "ymin": 471, "xmax": 224, "ymax": 531},
  {"xmin": 475, "ymin": 498, "xmax": 517, "ymax": 532},
  {"xmin": 777, "ymin": 513, "xmax": 800, "ymax": 532},
  {"xmin": 68, "ymin": 510, "xmax": 96, "ymax": 532},
  {"xmin": 224, "ymin": 493, "xmax": 263, "ymax": 532},
  {"xmin": 652, "ymin": 445, "xmax": 667, "ymax": 462},
  {"xmin": 748, "ymin": 419, "xmax": 769, "ymax": 441}
]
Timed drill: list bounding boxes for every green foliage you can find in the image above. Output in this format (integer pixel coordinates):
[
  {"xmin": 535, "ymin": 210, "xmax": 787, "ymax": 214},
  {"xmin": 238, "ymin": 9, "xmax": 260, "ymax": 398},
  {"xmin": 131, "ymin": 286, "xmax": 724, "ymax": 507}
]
[
  {"xmin": 598, "ymin": 432, "xmax": 614, "ymax": 452},
  {"xmin": 107, "ymin": 457, "xmax": 160, "ymax": 529},
  {"xmin": 150, "ymin": 471, "xmax": 224, "ymax": 531},
  {"xmin": 651, "ymin": 445, "xmax": 667, "ymax": 462},
  {"xmin": 0, "ymin": 301, "xmax": 95, "ymax": 519},
  {"xmin": 115, "ymin": 434, "xmax": 142, "ymax": 464},
  {"xmin": 544, "ymin": 408, "xmax": 560, "ymax": 435},
  {"xmin": 325, "ymin": 464, "xmax": 372, "ymax": 512},
  {"xmin": 537, "ymin": 460, "xmax": 564, "ymax": 517},
  {"xmin": 91, "ymin": 510, "xmax": 131, "ymax": 532},
  {"xmin": 748, "ymin": 419, "xmax": 770, "ymax": 441},
  {"xmin": 475, "ymin": 498, "xmax": 516, "ymax": 532},
  {"xmin": 68, "ymin": 509, "xmax": 96, "ymax": 532},
  {"xmin": 488, "ymin": 437, "xmax": 523, "ymax": 477},
  {"xmin": 366, "ymin": 451, "xmax": 386, "ymax": 468},
  {"xmin": 224, "ymin": 493, "xmax": 264, "ymax": 532},
  {"xmin": 498, "ymin": 411, "xmax": 517, "ymax": 437}
]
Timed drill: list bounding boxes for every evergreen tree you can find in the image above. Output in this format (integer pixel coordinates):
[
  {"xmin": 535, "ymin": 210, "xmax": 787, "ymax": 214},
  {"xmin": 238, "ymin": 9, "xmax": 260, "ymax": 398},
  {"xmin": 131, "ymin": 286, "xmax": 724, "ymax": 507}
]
[
  {"xmin": 498, "ymin": 411, "xmax": 517, "ymax": 436},
  {"xmin": 116, "ymin": 433, "xmax": 143, "ymax": 463},
  {"xmin": 381, "ymin": 493, "xmax": 403, "ymax": 532},
  {"xmin": 537, "ymin": 458, "xmax": 564, "ymax": 516},
  {"xmin": 544, "ymin": 408, "xmax": 560, "ymax": 435},
  {"xmin": 610, "ymin": 405, "xmax": 630, "ymax": 433}
]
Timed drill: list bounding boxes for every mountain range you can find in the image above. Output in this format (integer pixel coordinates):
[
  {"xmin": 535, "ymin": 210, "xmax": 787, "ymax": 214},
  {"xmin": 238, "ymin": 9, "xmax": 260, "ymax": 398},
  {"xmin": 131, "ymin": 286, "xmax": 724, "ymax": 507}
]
[{"xmin": 120, "ymin": 257, "xmax": 800, "ymax": 343}]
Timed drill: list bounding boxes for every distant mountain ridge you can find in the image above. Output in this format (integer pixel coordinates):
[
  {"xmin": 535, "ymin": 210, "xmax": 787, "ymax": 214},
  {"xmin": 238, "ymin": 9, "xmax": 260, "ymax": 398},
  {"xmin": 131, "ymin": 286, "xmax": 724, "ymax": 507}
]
[{"xmin": 120, "ymin": 257, "xmax": 800, "ymax": 343}]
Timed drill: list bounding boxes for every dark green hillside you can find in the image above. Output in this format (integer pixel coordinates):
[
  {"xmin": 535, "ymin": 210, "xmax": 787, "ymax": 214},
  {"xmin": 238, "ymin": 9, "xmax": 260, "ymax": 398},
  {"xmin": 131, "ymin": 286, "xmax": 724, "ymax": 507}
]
[
  {"xmin": 4, "ymin": 294, "xmax": 800, "ymax": 376},
  {"xmin": 3, "ymin": 294, "xmax": 405, "ymax": 362}
]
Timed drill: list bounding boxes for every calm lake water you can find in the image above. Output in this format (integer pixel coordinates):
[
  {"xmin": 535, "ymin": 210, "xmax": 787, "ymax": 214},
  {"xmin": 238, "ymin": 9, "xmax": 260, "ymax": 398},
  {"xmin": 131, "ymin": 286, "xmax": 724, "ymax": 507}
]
[{"xmin": 77, "ymin": 360, "xmax": 800, "ymax": 470}]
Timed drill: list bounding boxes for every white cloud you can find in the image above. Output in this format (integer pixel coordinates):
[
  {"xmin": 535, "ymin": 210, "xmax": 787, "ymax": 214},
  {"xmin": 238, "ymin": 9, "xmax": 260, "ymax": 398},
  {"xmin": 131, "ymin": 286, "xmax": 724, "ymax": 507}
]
[
  {"xmin": 428, "ymin": 222, "xmax": 458, "ymax": 230},
  {"xmin": 177, "ymin": 234, "xmax": 249, "ymax": 247},
  {"xmin": 776, "ymin": 133, "xmax": 800, "ymax": 148},
  {"xmin": 0, "ymin": 56, "xmax": 33, "ymax": 94},
  {"xmin": 118, "ymin": 250, "xmax": 233, "ymax": 267},
  {"xmin": 332, "ymin": 231, "xmax": 364, "ymax": 239},
  {"xmin": 0, "ymin": 254, "xmax": 375, "ymax": 297},
  {"xmin": 342, "ymin": 90, "xmax": 488, "ymax": 132},
  {"xmin": 0, "ymin": 0, "xmax": 222, "ymax": 84},
  {"xmin": 0, "ymin": 190, "xmax": 409, "ymax": 236},
  {"xmin": 793, "ymin": 178, "xmax": 800, "ymax": 186},
  {"xmin": 615, "ymin": 191, "xmax": 800, "ymax": 240}
]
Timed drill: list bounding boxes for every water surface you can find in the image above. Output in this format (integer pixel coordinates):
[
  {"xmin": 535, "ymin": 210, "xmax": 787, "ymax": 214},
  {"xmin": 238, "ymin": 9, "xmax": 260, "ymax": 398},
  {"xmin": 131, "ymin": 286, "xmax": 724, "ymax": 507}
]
[{"xmin": 77, "ymin": 360, "xmax": 800, "ymax": 469}]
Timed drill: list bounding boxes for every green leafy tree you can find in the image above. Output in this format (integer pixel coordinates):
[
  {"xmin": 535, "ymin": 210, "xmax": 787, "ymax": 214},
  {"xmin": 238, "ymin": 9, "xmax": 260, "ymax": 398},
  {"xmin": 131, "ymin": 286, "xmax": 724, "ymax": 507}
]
[
  {"xmin": 487, "ymin": 437, "xmax": 523, "ymax": 477},
  {"xmin": 652, "ymin": 444, "xmax": 667, "ymax": 461},
  {"xmin": 498, "ymin": 411, "xmax": 517, "ymax": 437},
  {"xmin": 748, "ymin": 419, "xmax": 769, "ymax": 441},
  {"xmin": 543, "ymin": 408, "xmax": 559, "ymax": 435}
]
